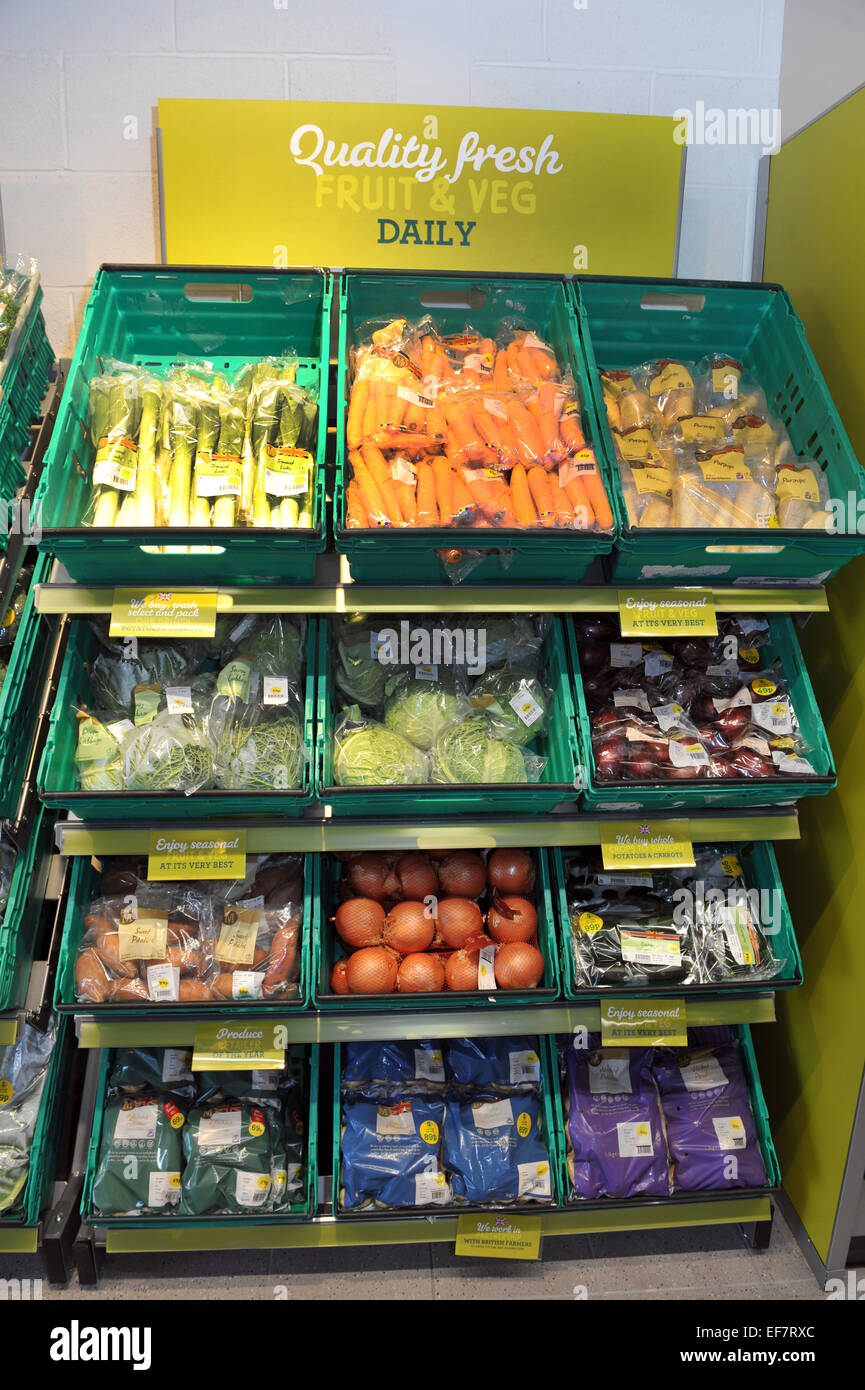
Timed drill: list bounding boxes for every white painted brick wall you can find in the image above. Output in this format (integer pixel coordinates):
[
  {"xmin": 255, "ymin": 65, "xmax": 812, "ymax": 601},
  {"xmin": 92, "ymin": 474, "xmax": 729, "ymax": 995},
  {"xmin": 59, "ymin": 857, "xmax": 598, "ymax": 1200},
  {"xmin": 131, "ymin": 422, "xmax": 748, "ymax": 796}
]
[{"xmin": 0, "ymin": 0, "xmax": 784, "ymax": 355}]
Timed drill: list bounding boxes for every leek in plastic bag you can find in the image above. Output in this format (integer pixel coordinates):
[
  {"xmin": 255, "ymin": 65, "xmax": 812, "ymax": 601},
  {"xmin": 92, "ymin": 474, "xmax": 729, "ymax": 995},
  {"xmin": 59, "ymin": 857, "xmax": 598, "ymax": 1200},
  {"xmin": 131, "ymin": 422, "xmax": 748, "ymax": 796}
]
[{"xmin": 87, "ymin": 366, "xmax": 143, "ymax": 528}]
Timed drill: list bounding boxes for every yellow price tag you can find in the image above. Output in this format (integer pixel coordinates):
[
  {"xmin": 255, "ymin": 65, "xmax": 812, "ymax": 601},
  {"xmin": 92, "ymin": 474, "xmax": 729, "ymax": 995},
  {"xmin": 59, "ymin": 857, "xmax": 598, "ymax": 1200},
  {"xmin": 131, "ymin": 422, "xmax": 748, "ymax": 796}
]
[
  {"xmin": 192, "ymin": 1020, "xmax": 285, "ymax": 1072},
  {"xmin": 0, "ymin": 1081, "xmax": 13, "ymax": 1105},
  {"xmin": 455, "ymin": 1213, "xmax": 543, "ymax": 1261},
  {"xmin": 618, "ymin": 588, "xmax": 717, "ymax": 637},
  {"xmin": 600, "ymin": 997, "xmax": 688, "ymax": 1047},
  {"xmin": 420, "ymin": 1121, "xmax": 439, "ymax": 1145},
  {"xmin": 600, "ymin": 821, "xmax": 695, "ymax": 871},
  {"xmin": 147, "ymin": 829, "xmax": 246, "ymax": 881},
  {"xmin": 109, "ymin": 588, "xmax": 218, "ymax": 639}
]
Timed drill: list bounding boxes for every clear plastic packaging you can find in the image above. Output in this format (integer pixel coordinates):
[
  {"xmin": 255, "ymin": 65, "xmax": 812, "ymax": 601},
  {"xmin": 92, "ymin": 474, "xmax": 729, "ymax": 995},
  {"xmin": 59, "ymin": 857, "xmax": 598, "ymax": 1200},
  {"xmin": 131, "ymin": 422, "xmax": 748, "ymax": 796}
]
[
  {"xmin": 334, "ymin": 710, "xmax": 430, "ymax": 786},
  {"xmin": 0, "ymin": 1020, "xmax": 54, "ymax": 1216}
]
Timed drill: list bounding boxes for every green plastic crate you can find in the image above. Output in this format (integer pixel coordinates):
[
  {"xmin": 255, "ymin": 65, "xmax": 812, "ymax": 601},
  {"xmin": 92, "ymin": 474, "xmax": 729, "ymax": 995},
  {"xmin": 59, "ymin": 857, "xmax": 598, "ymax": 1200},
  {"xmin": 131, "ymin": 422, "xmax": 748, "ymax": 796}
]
[
  {"xmin": 566, "ymin": 613, "xmax": 836, "ymax": 811},
  {"xmin": 0, "ymin": 279, "xmax": 54, "ymax": 499},
  {"xmin": 0, "ymin": 805, "xmax": 54, "ymax": 1014},
  {"xmin": 0, "ymin": 552, "xmax": 59, "ymax": 820},
  {"xmin": 332, "ymin": 1035, "xmax": 562, "ymax": 1216},
  {"xmin": 316, "ymin": 616, "xmax": 579, "ymax": 816},
  {"xmin": 82, "ymin": 1043, "xmax": 319, "ymax": 1226},
  {"xmin": 37, "ymin": 617, "xmax": 317, "ymax": 819},
  {"xmin": 0, "ymin": 1015, "xmax": 71, "ymax": 1227},
  {"xmin": 552, "ymin": 841, "xmax": 803, "ymax": 1001},
  {"xmin": 55, "ymin": 851, "xmax": 316, "ymax": 1014},
  {"xmin": 552, "ymin": 1023, "xmax": 780, "ymax": 1206},
  {"xmin": 314, "ymin": 848, "xmax": 560, "ymax": 1010},
  {"xmin": 334, "ymin": 270, "xmax": 615, "ymax": 584},
  {"xmin": 35, "ymin": 265, "xmax": 330, "ymax": 585},
  {"xmin": 573, "ymin": 274, "xmax": 865, "ymax": 584}
]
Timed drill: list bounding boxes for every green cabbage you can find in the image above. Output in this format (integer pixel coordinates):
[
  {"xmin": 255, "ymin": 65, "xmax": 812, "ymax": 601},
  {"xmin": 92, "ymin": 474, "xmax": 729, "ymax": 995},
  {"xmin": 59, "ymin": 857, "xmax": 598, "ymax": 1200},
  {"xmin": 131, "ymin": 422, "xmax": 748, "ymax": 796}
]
[
  {"xmin": 89, "ymin": 638, "xmax": 200, "ymax": 716},
  {"xmin": 432, "ymin": 717, "xmax": 527, "ymax": 784},
  {"xmin": 335, "ymin": 633, "xmax": 387, "ymax": 710},
  {"xmin": 469, "ymin": 668, "xmax": 548, "ymax": 746},
  {"xmin": 222, "ymin": 615, "xmax": 304, "ymax": 678},
  {"xmin": 383, "ymin": 678, "xmax": 461, "ymax": 750},
  {"xmin": 468, "ymin": 615, "xmax": 543, "ymax": 668},
  {"xmin": 334, "ymin": 721, "xmax": 428, "ymax": 786}
]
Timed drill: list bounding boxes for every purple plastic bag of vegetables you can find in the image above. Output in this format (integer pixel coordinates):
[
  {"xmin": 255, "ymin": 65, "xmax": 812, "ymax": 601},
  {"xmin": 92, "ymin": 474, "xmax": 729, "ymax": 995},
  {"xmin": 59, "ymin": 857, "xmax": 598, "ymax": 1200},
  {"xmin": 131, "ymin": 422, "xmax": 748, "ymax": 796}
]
[
  {"xmin": 566, "ymin": 1045, "xmax": 668, "ymax": 1200},
  {"xmin": 653, "ymin": 1043, "xmax": 766, "ymax": 1191}
]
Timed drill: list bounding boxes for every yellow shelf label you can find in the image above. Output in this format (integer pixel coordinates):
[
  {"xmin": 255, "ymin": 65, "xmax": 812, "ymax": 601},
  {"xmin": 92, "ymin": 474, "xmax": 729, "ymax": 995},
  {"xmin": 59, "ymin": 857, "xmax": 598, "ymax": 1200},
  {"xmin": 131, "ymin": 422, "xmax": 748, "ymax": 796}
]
[
  {"xmin": 600, "ymin": 997, "xmax": 688, "ymax": 1047},
  {"xmin": 600, "ymin": 820, "xmax": 695, "ymax": 870},
  {"xmin": 455, "ymin": 1212, "xmax": 543, "ymax": 1260},
  {"xmin": 110, "ymin": 588, "xmax": 218, "ymax": 639},
  {"xmin": 192, "ymin": 1020, "xmax": 286, "ymax": 1072},
  {"xmin": 618, "ymin": 588, "xmax": 717, "ymax": 637},
  {"xmin": 147, "ymin": 829, "xmax": 246, "ymax": 881}
]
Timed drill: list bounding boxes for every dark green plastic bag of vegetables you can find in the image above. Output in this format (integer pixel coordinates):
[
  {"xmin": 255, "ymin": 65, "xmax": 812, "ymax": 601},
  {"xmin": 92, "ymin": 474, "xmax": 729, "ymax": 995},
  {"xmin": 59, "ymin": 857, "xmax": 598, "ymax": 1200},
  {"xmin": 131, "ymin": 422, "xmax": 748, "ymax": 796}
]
[
  {"xmin": 92, "ymin": 1093, "xmax": 186, "ymax": 1215},
  {"xmin": 180, "ymin": 1100, "xmax": 277, "ymax": 1215}
]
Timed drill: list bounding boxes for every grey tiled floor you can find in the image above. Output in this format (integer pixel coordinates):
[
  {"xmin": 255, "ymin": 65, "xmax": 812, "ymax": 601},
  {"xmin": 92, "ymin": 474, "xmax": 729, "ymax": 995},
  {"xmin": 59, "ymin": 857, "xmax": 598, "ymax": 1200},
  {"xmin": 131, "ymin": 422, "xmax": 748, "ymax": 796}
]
[{"xmin": 1, "ymin": 1204, "xmax": 852, "ymax": 1299}]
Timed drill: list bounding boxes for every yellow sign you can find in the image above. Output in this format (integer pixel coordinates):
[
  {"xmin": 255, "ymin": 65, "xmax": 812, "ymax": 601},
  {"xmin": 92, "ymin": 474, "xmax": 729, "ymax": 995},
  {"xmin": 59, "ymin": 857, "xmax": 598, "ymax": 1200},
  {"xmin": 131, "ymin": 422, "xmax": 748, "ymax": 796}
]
[
  {"xmin": 159, "ymin": 99, "xmax": 682, "ymax": 276},
  {"xmin": 192, "ymin": 1021, "xmax": 285, "ymax": 1072},
  {"xmin": 455, "ymin": 1212, "xmax": 543, "ymax": 1260},
  {"xmin": 601, "ymin": 820, "xmax": 695, "ymax": 870},
  {"xmin": 618, "ymin": 588, "xmax": 717, "ymax": 637},
  {"xmin": 110, "ymin": 589, "xmax": 218, "ymax": 639},
  {"xmin": 600, "ymin": 997, "xmax": 688, "ymax": 1047},
  {"xmin": 147, "ymin": 829, "xmax": 246, "ymax": 881}
]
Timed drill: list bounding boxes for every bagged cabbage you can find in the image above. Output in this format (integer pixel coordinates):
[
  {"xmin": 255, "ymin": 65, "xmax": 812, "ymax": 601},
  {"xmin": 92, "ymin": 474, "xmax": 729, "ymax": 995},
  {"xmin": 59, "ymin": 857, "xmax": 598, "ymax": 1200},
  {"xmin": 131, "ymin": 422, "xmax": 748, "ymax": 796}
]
[
  {"xmin": 123, "ymin": 710, "xmax": 214, "ymax": 794},
  {"xmin": 334, "ymin": 624, "xmax": 388, "ymax": 709},
  {"xmin": 431, "ymin": 716, "xmax": 535, "ymax": 784},
  {"xmin": 469, "ymin": 667, "xmax": 548, "ymax": 746},
  {"xmin": 87, "ymin": 625, "xmax": 201, "ymax": 715},
  {"xmin": 334, "ymin": 712, "xmax": 429, "ymax": 786},
  {"xmin": 383, "ymin": 672, "xmax": 466, "ymax": 751},
  {"xmin": 217, "ymin": 613, "xmax": 305, "ymax": 679},
  {"xmin": 74, "ymin": 710, "xmax": 127, "ymax": 791}
]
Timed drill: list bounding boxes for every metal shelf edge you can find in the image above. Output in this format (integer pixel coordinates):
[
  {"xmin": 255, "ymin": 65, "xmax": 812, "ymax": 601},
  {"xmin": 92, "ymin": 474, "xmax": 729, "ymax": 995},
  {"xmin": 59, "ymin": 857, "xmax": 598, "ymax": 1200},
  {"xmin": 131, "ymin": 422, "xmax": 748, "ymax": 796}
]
[
  {"xmin": 103, "ymin": 1196, "xmax": 772, "ymax": 1252},
  {"xmin": 35, "ymin": 583, "xmax": 829, "ymax": 617},
  {"xmin": 75, "ymin": 996, "xmax": 775, "ymax": 1048}
]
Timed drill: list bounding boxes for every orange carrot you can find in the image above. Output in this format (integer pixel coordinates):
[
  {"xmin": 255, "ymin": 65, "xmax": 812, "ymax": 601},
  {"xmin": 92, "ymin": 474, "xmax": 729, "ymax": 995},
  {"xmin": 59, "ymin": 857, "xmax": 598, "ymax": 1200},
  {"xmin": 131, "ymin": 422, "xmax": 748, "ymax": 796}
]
[
  {"xmin": 562, "ymin": 472, "xmax": 595, "ymax": 529},
  {"xmin": 580, "ymin": 460, "xmax": 613, "ymax": 530},
  {"xmin": 517, "ymin": 346, "xmax": 542, "ymax": 382},
  {"xmin": 527, "ymin": 465, "xmax": 557, "ymax": 527},
  {"xmin": 507, "ymin": 397, "xmax": 543, "ymax": 467},
  {"xmin": 350, "ymin": 452, "xmax": 393, "ymax": 526},
  {"xmin": 464, "ymin": 470, "xmax": 516, "ymax": 526},
  {"xmin": 347, "ymin": 379, "xmax": 369, "ymax": 450},
  {"xmin": 510, "ymin": 464, "xmax": 538, "ymax": 528},
  {"xmin": 394, "ymin": 479, "xmax": 418, "ymax": 526},
  {"xmin": 432, "ymin": 455, "xmax": 455, "ymax": 525},
  {"xmin": 345, "ymin": 482, "xmax": 367, "ymax": 528},
  {"xmin": 443, "ymin": 396, "xmax": 482, "ymax": 463},
  {"xmin": 559, "ymin": 408, "xmax": 587, "ymax": 453},
  {"xmin": 450, "ymin": 465, "xmax": 477, "ymax": 524},
  {"xmin": 548, "ymin": 475, "xmax": 574, "ymax": 527},
  {"xmin": 529, "ymin": 346, "xmax": 559, "ymax": 381},
  {"xmin": 416, "ymin": 461, "xmax": 439, "ymax": 527},
  {"xmin": 361, "ymin": 444, "xmax": 404, "ymax": 524},
  {"xmin": 493, "ymin": 350, "xmax": 510, "ymax": 391}
]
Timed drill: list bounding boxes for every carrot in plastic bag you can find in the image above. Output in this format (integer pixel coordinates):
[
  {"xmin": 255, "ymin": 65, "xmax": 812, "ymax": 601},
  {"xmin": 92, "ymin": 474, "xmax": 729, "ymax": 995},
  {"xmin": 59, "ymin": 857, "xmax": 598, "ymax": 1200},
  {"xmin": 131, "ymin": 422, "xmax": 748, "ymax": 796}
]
[
  {"xmin": 350, "ymin": 452, "xmax": 393, "ymax": 526},
  {"xmin": 527, "ymin": 465, "xmax": 557, "ymax": 527},
  {"xmin": 508, "ymin": 397, "xmax": 543, "ymax": 467},
  {"xmin": 535, "ymin": 382, "xmax": 567, "ymax": 466},
  {"xmin": 568, "ymin": 449, "xmax": 613, "ymax": 530},
  {"xmin": 345, "ymin": 481, "xmax": 368, "ymax": 528},
  {"xmin": 561, "ymin": 471, "xmax": 595, "ymax": 529},
  {"xmin": 493, "ymin": 349, "xmax": 510, "ymax": 391},
  {"xmin": 559, "ymin": 406, "xmax": 587, "ymax": 454},
  {"xmin": 443, "ymin": 396, "xmax": 484, "ymax": 464},
  {"xmin": 432, "ymin": 454, "xmax": 455, "ymax": 525},
  {"xmin": 510, "ymin": 464, "xmax": 539, "ymax": 528},
  {"xmin": 416, "ymin": 461, "xmax": 439, "ymax": 527},
  {"xmin": 347, "ymin": 378, "xmax": 369, "ymax": 450},
  {"xmin": 450, "ymin": 464, "xmax": 477, "ymax": 524},
  {"xmin": 465, "ymin": 470, "xmax": 516, "ymax": 527},
  {"xmin": 361, "ymin": 444, "xmax": 405, "ymax": 524},
  {"xmin": 394, "ymin": 478, "xmax": 418, "ymax": 526}
]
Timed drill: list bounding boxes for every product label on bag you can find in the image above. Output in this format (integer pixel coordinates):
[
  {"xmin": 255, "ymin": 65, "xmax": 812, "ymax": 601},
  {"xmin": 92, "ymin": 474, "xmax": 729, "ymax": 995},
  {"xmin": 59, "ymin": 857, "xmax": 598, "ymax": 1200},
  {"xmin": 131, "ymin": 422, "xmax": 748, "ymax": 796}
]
[
  {"xmin": 713, "ymin": 1116, "xmax": 747, "ymax": 1150},
  {"xmin": 264, "ymin": 445, "xmax": 312, "ymax": 497},
  {"xmin": 619, "ymin": 928, "xmax": 682, "ymax": 967},
  {"xmin": 600, "ymin": 821, "xmax": 694, "ymax": 870},
  {"xmin": 600, "ymin": 997, "xmax": 687, "ymax": 1047},
  {"xmin": 610, "ymin": 643, "xmax": 642, "ymax": 667},
  {"xmin": 146, "ymin": 964, "xmax": 179, "ymax": 1001},
  {"xmin": 695, "ymin": 446, "xmax": 750, "ymax": 484},
  {"xmin": 677, "ymin": 415, "xmax": 726, "ymax": 444},
  {"xmin": 75, "ymin": 719, "xmax": 119, "ymax": 763},
  {"xmin": 649, "ymin": 361, "xmax": 692, "ymax": 396},
  {"xmin": 618, "ymin": 589, "xmax": 717, "ymax": 638},
  {"xmin": 632, "ymin": 463, "xmax": 673, "ymax": 497},
  {"xmin": 617, "ymin": 1120, "xmax": 654, "ymax": 1158},
  {"xmin": 668, "ymin": 739, "xmax": 710, "ymax": 768},
  {"xmin": 195, "ymin": 449, "xmax": 242, "ymax": 497},
  {"xmin": 94, "ymin": 435, "xmax": 138, "ymax": 492},
  {"xmin": 118, "ymin": 910, "xmax": 169, "ymax": 962},
  {"xmin": 376, "ymin": 1102, "xmax": 415, "ymax": 1137},
  {"xmin": 110, "ymin": 589, "xmax": 218, "ymax": 639},
  {"xmin": 216, "ymin": 902, "xmax": 263, "ymax": 966},
  {"xmin": 613, "ymin": 688, "xmax": 651, "ymax": 712}
]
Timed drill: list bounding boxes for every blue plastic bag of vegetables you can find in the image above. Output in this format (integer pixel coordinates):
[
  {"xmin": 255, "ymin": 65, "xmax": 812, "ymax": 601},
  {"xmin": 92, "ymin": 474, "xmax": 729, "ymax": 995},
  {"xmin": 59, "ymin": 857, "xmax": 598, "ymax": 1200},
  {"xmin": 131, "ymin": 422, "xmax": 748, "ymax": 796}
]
[{"xmin": 340, "ymin": 1094, "xmax": 449, "ymax": 1210}]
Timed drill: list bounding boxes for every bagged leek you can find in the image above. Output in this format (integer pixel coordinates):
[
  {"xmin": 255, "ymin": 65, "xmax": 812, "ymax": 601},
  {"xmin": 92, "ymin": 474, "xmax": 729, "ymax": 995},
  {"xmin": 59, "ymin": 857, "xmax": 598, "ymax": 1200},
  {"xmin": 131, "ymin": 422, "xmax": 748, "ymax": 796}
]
[
  {"xmin": 86, "ymin": 365, "xmax": 143, "ymax": 527},
  {"xmin": 251, "ymin": 362, "xmax": 318, "ymax": 529}
]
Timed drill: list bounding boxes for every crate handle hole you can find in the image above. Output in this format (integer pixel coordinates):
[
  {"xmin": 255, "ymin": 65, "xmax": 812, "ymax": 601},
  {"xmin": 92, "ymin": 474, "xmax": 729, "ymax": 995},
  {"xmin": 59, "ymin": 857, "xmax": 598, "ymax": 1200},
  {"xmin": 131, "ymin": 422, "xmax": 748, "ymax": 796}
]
[
  {"xmin": 139, "ymin": 545, "xmax": 227, "ymax": 555},
  {"xmin": 183, "ymin": 283, "xmax": 253, "ymax": 303},
  {"xmin": 419, "ymin": 288, "xmax": 487, "ymax": 310},
  {"xmin": 706, "ymin": 544, "xmax": 784, "ymax": 554},
  {"xmin": 640, "ymin": 292, "xmax": 706, "ymax": 313}
]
